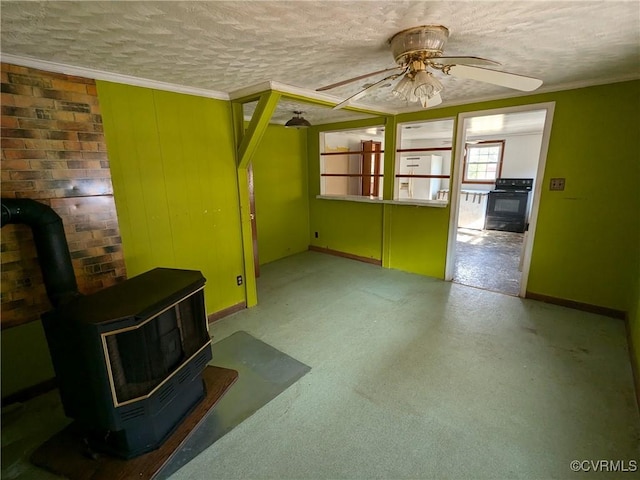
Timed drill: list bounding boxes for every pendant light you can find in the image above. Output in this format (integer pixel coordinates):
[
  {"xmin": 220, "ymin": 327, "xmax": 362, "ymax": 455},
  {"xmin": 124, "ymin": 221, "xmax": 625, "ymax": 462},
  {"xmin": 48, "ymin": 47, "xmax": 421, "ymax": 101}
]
[{"xmin": 284, "ymin": 111, "xmax": 311, "ymax": 128}]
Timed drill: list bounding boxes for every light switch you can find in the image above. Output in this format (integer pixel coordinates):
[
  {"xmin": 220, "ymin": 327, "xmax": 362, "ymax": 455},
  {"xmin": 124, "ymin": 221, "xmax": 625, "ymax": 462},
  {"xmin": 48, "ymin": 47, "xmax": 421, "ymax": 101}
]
[{"xmin": 550, "ymin": 178, "xmax": 565, "ymax": 191}]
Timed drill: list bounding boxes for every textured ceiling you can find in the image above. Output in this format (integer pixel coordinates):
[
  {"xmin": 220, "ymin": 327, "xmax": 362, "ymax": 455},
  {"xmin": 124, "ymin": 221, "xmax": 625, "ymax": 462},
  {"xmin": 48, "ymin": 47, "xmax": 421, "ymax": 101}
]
[{"xmin": 2, "ymin": 1, "xmax": 639, "ymax": 125}]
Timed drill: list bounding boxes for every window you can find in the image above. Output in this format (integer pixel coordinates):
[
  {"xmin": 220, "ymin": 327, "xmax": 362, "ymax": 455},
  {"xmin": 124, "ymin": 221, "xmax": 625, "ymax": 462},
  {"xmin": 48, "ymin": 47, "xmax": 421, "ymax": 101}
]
[
  {"xmin": 320, "ymin": 127, "xmax": 384, "ymax": 199},
  {"xmin": 463, "ymin": 141, "xmax": 504, "ymax": 183},
  {"xmin": 394, "ymin": 119, "xmax": 454, "ymax": 204}
]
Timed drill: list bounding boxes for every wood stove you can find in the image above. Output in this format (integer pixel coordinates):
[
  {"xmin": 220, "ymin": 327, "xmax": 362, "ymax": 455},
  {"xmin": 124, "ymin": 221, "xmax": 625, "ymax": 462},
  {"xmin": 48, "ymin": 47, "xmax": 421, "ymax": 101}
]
[
  {"xmin": 42, "ymin": 267, "xmax": 212, "ymax": 458},
  {"xmin": 1, "ymin": 198, "xmax": 213, "ymax": 459}
]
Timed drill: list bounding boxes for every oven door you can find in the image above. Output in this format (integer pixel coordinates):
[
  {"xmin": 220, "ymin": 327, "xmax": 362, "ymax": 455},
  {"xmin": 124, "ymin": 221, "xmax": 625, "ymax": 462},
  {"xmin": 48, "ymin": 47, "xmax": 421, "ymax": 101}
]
[{"xmin": 485, "ymin": 191, "xmax": 529, "ymax": 232}]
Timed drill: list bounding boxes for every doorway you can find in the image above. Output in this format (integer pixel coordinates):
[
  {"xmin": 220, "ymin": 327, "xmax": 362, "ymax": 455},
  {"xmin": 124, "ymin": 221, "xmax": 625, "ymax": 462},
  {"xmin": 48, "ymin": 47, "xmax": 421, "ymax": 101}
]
[
  {"xmin": 445, "ymin": 103, "xmax": 555, "ymax": 297},
  {"xmin": 361, "ymin": 140, "xmax": 382, "ymax": 197}
]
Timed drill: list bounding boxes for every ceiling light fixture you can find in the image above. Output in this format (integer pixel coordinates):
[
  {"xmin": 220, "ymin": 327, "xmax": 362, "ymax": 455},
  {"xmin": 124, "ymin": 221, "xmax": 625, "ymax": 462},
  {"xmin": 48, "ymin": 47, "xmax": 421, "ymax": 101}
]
[
  {"xmin": 392, "ymin": 61, "xmax": 443, "ymax": 108},
  {"xmin": 319, "ymin": 24, "xmax": 542, "ymax": 111},
  {"xmin": 284, "ymin": 111, "xmax": 311, "ymax": 128}
]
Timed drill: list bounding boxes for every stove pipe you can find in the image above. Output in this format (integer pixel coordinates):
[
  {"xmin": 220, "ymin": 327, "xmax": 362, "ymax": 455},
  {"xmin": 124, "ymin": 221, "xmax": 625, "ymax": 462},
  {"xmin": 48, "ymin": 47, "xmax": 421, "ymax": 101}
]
[{"xmin": 1, "ymin": 198, "xmax": 80, "ymax": 307}]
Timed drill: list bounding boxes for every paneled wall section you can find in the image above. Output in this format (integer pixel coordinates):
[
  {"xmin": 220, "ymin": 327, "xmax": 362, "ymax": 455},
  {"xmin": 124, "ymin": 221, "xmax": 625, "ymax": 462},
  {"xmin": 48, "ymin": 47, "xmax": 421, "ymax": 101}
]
[
  {"xmin": 252, "ymin": 124, "xmax": 309, "ymax": 266},
  {"xmin": 97, "ymin": 81, "xmax": 246, "ymax": 317}
]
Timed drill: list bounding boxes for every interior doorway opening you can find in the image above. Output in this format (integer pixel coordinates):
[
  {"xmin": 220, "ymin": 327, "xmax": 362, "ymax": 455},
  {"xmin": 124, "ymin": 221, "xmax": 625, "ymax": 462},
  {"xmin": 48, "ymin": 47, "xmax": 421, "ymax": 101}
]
[{"xmin": 446, "ymin": 104, "xmax": 555, "ymax": 296}]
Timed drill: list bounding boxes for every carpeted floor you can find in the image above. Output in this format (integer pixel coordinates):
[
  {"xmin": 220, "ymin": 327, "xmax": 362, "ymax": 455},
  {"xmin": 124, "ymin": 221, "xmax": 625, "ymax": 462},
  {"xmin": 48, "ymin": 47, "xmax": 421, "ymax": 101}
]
[
  {"xmin": 3, "ymin": 251, "xmax": 638, "ymax": 480},
  {"xmin": 157, "ymin": 331, "xmax": 310, "ymax": 478},
  {"xmin": 454, "ymin": 228, "xmax": 525, "ymax": 296},
  {"xmin": 1, "ymin": 333, "xmax": 309, "ymax": 480},
  {"xmin": 172, "ymin": 252, "xmax": 638, "ymax": 480}
]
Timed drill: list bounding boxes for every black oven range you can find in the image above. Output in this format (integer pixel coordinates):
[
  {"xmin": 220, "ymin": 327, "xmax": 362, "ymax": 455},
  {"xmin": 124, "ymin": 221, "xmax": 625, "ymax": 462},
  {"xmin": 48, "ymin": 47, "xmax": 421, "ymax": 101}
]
[{"xmin": 484, "ymin": 178, "xmax": 533, "ymax": 233}]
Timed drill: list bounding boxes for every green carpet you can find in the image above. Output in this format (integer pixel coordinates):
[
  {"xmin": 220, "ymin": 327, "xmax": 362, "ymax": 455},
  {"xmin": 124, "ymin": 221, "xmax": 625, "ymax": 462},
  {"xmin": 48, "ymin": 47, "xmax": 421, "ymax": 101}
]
[{"xmin": 158, "ymin": 331, "xmax": 310, "ymax": 478}]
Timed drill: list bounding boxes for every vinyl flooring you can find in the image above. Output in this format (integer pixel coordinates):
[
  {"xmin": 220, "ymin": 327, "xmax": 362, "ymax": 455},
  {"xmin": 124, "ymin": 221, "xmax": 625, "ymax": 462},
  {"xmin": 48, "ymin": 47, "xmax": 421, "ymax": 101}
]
[
  {"xmin": 454, "ymin": 227, "xmax": 525, "ymax": 296},
  {"xmin": 3, "ymin": 251, "xmax": 638, "ymax": 480}
]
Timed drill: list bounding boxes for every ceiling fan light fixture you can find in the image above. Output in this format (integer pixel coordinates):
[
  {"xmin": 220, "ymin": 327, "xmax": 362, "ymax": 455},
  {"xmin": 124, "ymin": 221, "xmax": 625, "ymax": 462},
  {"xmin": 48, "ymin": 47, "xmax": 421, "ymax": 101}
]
[
  {"xmin": 284, "ymin": 111, "xmax": 311, "ymax": 129},
  {"xmin": 413, "ymin": 70, "xmax": 444, "ymax": 99},
  {"xmin": 391, "ymin": 75, "xmax": 413, "ymax": 100},
  {"xmin": 318, "ymin": 23, "xmax": 542, "ymax": 111},
  {"xmin": 393, "ymin": 70, "xmax": 443, "ymax": 108},
  {"xmin": 389, "ymin": 25, "xmax": 450, "ymax": 64}
]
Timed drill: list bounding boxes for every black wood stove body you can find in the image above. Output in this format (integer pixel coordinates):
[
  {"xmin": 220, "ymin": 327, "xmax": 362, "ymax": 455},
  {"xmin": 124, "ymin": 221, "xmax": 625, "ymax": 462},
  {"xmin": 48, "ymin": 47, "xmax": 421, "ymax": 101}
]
[
  {"xmin": 1, "ymin": 198, "xmax": 212, "ymax": 459},
  {"xmin": 42, "ymin": 268, "xmax": 212, "ymax": 459}
]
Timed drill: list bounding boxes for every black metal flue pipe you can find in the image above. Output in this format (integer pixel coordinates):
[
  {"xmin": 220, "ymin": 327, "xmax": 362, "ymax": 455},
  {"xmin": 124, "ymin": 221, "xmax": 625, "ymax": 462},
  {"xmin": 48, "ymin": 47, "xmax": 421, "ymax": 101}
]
[{"xmin": 1, "ymin": 198, "xmax": 80, "ymax": 307}]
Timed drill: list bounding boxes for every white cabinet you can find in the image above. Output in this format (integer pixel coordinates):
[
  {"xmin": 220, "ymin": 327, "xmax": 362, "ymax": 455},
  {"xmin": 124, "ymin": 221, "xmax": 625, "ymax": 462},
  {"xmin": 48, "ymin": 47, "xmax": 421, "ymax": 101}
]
[{"xmin": 397, "ymin": 154, "xmax": 443, "ymax": 200}]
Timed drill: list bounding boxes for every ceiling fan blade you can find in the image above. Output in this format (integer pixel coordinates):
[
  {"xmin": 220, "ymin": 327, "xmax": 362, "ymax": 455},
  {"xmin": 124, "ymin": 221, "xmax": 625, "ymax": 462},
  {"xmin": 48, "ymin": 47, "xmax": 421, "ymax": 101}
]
[
  {"xmin": 431, "ymin": 56, "xmax": 500, "ymax": 66},
  {"xmin": 332, "ymin": 72, "xmax": 403, "ymax": 110},
  {"xmin": 446, "ymin": 64, "xmax": 543, "ymax": 91},
  {"xmin": 316, "ymin": 66, "xmax": 402, "ymax": 92}
]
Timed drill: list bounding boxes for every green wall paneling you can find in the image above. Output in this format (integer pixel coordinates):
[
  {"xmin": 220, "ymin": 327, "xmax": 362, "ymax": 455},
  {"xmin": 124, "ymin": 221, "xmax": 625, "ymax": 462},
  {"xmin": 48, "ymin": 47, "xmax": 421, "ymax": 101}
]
[
  {"xmin": 97, "ymin": 81, "xmax": 246, "ymax": 316},
  {"xmin": 390, "ymin": 81, "xmax": 640, "ymax": 312},
  {"xmin": 1, "ymin": 321, "xmax": 56, "ymax": 398},
  {"xmin": 386, "ymin": 204, "xmax": 451, "ymax": 277},
  {"xmin": 95, "ymin": 85, "xmax": 167, "ymax": 274},
  {"xmin": 307, "ymin": 117, "xmax": 390, "ymax": 261},
  {"xmin": 523, "ymin": 82, "xmax": 639, "ymax": 312},
  {"xmin": 308, "ymin": 81, "xmax": 639, "ymax": 317},
  {"xmin": 630, "ymin": 267, "xmax": 640, "ymax": 384},
  {"xmin": 309, "ymin": 199, "xmax": 384, "ymax": 261},
  {"xmin": 252, "ymin": 124, "xmax": 309, "ymax": 265}
]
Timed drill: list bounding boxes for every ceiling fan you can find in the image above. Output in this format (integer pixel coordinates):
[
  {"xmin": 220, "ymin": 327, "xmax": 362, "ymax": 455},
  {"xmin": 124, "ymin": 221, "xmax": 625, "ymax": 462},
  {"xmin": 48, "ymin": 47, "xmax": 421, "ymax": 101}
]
[{"xmin": 317, "ymin": 25, "xmax": 543, "ymax": 110}]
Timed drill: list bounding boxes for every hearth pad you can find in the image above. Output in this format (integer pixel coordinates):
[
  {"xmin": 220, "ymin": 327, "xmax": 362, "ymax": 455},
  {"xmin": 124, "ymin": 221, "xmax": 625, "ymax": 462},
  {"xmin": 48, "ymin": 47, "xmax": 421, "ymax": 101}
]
[
  {"xmin": 156, "ymin": 330, "xmax": 311, "ymax": 478},
  {"xmin": 30, "ymin": 366, "xmax": 238, "ymax": 480}
]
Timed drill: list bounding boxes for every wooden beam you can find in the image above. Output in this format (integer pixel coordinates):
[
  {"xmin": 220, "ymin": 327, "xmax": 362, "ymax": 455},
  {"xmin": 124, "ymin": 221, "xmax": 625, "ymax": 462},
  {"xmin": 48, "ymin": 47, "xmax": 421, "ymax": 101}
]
[
  {"xmin": 236, "ymin": 91, "xmax": 280, "ymax": 168},
  {"xmin": 231, "ymin": 101, "xmax": 245, "ymax": 148},
  {"xmin": 232, "ymin": 91, "xmax": 281, "ymax": 307},
  {"xmin": 278, "ymin": 92, "xmax": 387, "ymax": 117}
]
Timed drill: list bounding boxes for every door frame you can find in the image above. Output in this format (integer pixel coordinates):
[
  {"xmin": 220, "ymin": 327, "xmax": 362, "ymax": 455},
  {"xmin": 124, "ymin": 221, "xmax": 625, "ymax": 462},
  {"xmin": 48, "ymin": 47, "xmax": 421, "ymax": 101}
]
[
  {"xmin": 361, "ymin": 140, "xmax": 382, "ymax": 197},
  {"xmin": 247, "ymin": 163, "xmax": 260, "ymax": 278},
  {"xmin": 444, "ymin": 102, "xmax": 556, "ymax": 297}
]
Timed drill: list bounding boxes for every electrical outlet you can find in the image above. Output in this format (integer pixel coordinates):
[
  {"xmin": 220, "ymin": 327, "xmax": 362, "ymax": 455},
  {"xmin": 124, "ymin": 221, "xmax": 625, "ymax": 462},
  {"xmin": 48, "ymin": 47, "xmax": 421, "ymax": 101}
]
[
  {"xmin": 236, "ymin": 275, "xmax": 243, "ymax": 286},
  {"xmin": 550, "ymin": 178, "xmax": 565, "ymax": 191},
  {"xmin": 314, "ymin": 231, "xmax": 319, "ymax": 238}
]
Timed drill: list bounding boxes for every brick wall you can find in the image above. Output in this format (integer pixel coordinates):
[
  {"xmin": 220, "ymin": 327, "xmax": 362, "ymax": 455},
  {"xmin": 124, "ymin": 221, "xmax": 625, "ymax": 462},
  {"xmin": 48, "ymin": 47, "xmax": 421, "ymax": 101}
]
[{"xmin": 1, "ymin": 63, "xmax": 126, "ymax": 329}]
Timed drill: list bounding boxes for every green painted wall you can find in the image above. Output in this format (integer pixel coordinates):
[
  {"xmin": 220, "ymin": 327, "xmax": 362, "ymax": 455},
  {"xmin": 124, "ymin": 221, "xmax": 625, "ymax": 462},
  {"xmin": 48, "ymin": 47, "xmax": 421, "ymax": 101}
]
[
  {"xmin": 5, "ymin": 79, "xmax": 637, "ymax": 399},
  {"xmin": 310, "ymin": 199, "xmax": 384, "ymax": 260},
  {"xmin": 1, "ymin": 321, "xmax": 55, "ymax": 396},
  {"xmin": 252, "ymin": 125, "xmax": 309, "ymax": 265},
  {"xmin": 97, "ymin": 82, "xmax": 246, "ymax": 315},
  {"xmin": 630, "ymin": 268, "xmax": 640, "ymax": 386},
  {"xmin": 525, "ymin": 81, "xmax": 639, "ymax": 312},
  {"xmin": 309, "ymin": 80, "xmax": 640, "ymax": 315},
  {"xmin": 386, "ymin": 204, "xmax": 450, "ymax": 276},
  {"xmin": 307, "ymin": 118, "xmax": 386, "ymax": 261}
]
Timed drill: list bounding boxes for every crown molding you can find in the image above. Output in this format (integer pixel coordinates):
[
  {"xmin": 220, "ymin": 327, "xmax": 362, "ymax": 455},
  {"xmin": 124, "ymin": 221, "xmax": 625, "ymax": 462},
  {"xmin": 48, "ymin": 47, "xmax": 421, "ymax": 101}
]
[
  {"xmin": 530, "ymin": 73, "xmax": 640, "ymax": 97},
  {"xmin": 0, "ymin": 53, "xmax": 230, "ymax": 100},
  {"xmin": 227, "ymin": 81, "xmax": 274, "ymax": 100},
  {"xmin": 3, "ymin": 53, "xmax": 636, "ymax": 115},
  {"xmin": 393, "ymin": 73, "xmax": 640, "ymax": 114}
]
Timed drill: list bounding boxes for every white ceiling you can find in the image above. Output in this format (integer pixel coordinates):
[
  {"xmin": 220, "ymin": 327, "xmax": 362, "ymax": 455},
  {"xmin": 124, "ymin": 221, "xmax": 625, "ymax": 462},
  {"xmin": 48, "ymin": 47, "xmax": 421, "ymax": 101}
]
[{"xmin": 2, "ymin": 1, "xmax": 639, "ymax": 125}]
